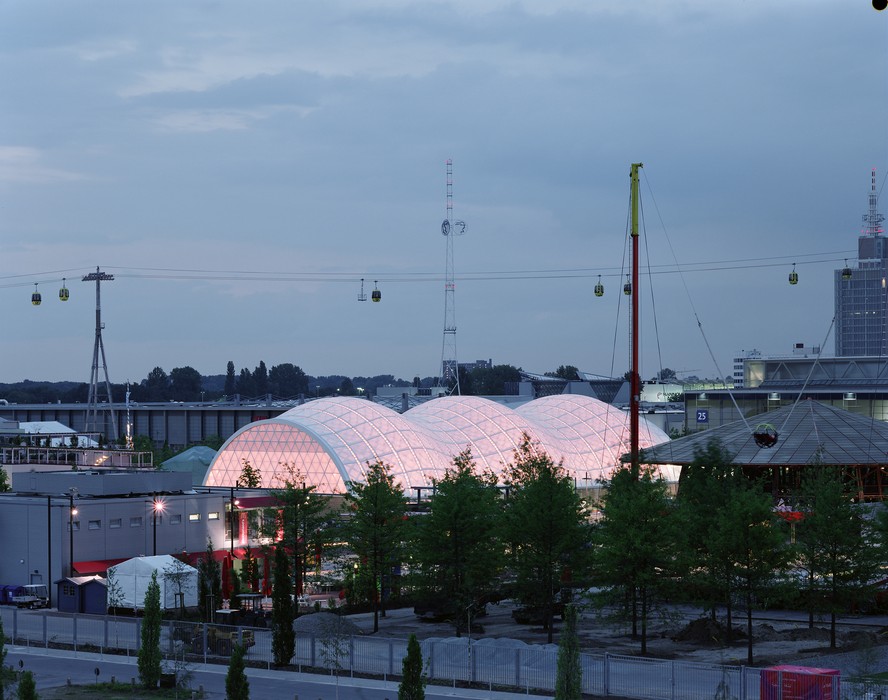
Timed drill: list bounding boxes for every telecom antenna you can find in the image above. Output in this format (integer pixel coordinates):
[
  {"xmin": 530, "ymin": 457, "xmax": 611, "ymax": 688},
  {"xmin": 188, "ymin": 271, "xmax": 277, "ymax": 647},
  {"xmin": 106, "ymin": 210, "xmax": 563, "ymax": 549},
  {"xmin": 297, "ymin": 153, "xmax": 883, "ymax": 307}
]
[
  {"xmin": 440, "ymin": 159, "xmax": 466, "ymax": 393},
  {"xmin": 82, "ymin": 267, "xmax": 118, "ymax": 441},
  {"xmin": 862, "ymin": 168, "xmax": 885, "ymax": 236}
]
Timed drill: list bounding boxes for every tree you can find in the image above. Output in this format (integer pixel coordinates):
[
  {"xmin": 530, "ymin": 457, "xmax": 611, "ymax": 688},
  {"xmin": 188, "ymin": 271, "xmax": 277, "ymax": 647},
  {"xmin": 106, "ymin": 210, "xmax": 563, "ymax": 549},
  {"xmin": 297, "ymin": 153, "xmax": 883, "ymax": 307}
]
[
  {"xmin": 555, "ymin": 604, "xmax": 582, "ymax": 700},
  {"xmin": 138, "ymin": 570, "xmax": 163, "ymax": 689},
  {"xmin": 224, "ymin": 361, "xmax": 237, "ymax": 397},
  {"xmin": 343, "ymin": 460, "xmax": 407, "ymax": 633},
  {"xmin": 547, "ymin": 365, "xmax": 580, "ymax": 381},
  {"xmin": 595, "ymin": 464, "xmax": 679, "ymax": 654},
  {"xmin": 0, "ymin": 615, "xmax": 7, "ymax": 700},
  {"xmin": 339, "ymin": 377, "xmax": 356, "ymax": 396},
  {"xmin": 236, "ymin": 368, "xmax": 256, "ymax": 397},
  {"xmin": 142, "ymin": 366, "xmax": 170, "ymax": 402},
  {"xmin": 0, "ymin": 467, "xmax": 9, "ymax": 493},
  {"xmin": 197, "ymin": 538, "xmax": 222, "ymax": 622},
  {"xmin": 398, "ymin": 633, "xmax": 425, "ymax": 700},
  {"xmin": 710, "ymin": 476, "xmax": 789, "ymax": 665},
  {"xmin": 169, "ymin": 366, "xmax": 203, "ymax": 401},
  {"xmin": 268, "ymin": 363, "xmax": 308, "ymax": 397},
  {"xmin": 225, "ymin": 643, "xmax": 250, "ymax": 700},
  {"xmin": 237, "ymin": 459, "xmax": 262, "ymax": 488},
  {"xmin": 254, "ymin": 361, "xmax": 268, "ymax": 396},
  {"xmin": 795, "ymin": 466, "xmax": 882, "ymax": 648},
  {"xmin": 15, "ymin": 671, "xmax": 36, "ymax": 700},
  {"xmin": 413, "ymin": 448, "xmax": 503, "ymax": 636},
  {"xmin": 266, "ymin": 464, "xmax": 332, "ymax": 597},
  {"xmin": 163, "ymin": 556, "xmax": 195, "ymax": 618},
  {"xmin": 469, "ymin": 364, "xmax": 521, "ymax": 395},
  {"xmin": 271, "ymin": 545, "xmax": 295, "ymax": 666},
  {"xmin": 503, "ymin": 433, "xmax": 590, "ymax": 643}
]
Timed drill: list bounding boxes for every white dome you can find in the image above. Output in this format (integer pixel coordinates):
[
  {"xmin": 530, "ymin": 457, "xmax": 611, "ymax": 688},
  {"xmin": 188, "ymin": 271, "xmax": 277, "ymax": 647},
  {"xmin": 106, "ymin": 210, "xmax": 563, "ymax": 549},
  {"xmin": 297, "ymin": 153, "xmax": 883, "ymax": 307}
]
[{"xmin": 203, "ymin": 394, "xmax": 676, "ymax": 493}]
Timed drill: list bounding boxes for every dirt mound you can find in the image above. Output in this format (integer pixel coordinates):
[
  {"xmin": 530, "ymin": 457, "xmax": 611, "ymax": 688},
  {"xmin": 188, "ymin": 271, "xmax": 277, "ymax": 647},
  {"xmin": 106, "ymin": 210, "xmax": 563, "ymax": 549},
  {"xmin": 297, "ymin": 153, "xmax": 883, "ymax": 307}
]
[{"xmin": 672, "ymin": 618, "xmax": 745, "ymax": 646}]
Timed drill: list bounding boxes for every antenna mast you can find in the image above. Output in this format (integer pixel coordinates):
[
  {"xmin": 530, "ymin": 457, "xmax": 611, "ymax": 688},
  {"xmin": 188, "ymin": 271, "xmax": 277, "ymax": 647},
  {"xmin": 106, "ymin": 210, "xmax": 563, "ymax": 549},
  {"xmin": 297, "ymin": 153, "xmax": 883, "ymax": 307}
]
[
  {"xmin": 440, "ymin": 159, "xmax": 466, "ymax": 393},
  {"xmin": 82, "ymin": 267, "xmax": 118, "ymax": 441},
  {"xmin": 863, "ymin": 168, "xmax": 885, "ymax": 236}
]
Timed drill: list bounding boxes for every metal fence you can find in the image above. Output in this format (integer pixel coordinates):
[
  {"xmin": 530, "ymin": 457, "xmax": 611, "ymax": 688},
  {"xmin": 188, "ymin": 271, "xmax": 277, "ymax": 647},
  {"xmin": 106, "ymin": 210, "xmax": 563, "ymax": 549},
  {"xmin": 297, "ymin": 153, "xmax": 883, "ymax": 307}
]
[{"xmin": 1, "ymin": 607, "xmax": 885, "ymax": 700}]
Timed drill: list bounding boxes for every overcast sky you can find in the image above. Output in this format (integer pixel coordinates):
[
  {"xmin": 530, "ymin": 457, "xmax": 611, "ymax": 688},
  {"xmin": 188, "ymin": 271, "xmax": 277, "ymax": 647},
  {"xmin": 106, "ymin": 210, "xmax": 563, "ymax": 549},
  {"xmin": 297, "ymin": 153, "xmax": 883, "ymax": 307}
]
[{"xmin": 1, "ymin": 1, "xmax": 886, "ymax": 386}]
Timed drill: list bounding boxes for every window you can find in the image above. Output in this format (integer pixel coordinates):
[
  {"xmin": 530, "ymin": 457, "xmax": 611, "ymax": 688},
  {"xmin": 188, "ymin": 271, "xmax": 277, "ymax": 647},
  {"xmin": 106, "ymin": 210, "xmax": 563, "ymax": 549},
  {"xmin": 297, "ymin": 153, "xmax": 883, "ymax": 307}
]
[
  {"xmin": 88, "ymin": 520, "xmax": 101, "ymax": 531},
  {"xmin": 208, "ymin": 512, "xmax": 219, "ymax": 521},
  {"xmin": 188, "ymin": 513, "xmax": 201, "ymax": 522},
  {"xmin": 109, "ymin": 518, "xmax": 121, "ymax": 529},
  {"xmin": 130, "ymin": 517, "xmax": 143, "ymax": 528},
  {"xmin": 68, "ymin": 521, "xmax": 80, "ymax": 532},
  {"xmin": 170, "ymin": 514, "xmax": 182, "ymax": 525},
  {"xmin": 63, "ymin": 584, "xmax": 75, "ymax": 597}
]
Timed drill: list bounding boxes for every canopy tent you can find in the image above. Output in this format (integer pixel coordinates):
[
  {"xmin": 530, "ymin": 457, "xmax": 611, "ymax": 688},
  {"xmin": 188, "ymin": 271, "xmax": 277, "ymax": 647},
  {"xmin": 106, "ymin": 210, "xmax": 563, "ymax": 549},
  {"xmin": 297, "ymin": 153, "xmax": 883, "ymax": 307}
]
[
  {"xmin": 106, "ymin": 555, "xmax": 198, "ymax": 611},
  {"xmin": 161, "ymin": 446, "xmax": 217, "ymax": 485}
]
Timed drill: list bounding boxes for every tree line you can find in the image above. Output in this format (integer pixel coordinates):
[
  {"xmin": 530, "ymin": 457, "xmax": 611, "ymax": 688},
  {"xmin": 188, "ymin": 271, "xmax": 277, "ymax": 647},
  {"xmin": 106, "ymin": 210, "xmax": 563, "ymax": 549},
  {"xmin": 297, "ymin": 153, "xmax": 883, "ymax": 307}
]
[{"xmin": 247, "ymin": 435, "xmax": 888, "ymax": 666}]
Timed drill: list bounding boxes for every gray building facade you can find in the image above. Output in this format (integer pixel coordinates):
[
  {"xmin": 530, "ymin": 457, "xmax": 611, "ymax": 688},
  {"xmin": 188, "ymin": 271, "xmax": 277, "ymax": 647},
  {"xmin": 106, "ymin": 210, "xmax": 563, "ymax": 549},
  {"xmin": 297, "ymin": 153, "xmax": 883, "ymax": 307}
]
[{"xmin": 835, "ymin": 169, "xmax": 888, "ymax": 356}]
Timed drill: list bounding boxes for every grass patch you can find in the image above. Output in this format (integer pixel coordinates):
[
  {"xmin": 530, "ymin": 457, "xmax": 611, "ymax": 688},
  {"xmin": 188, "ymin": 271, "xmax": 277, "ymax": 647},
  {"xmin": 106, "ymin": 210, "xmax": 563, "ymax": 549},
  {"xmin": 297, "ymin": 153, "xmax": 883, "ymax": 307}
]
[{"xmin": 39, "ymin": 681, "xmax": 200, "ymax": 699}]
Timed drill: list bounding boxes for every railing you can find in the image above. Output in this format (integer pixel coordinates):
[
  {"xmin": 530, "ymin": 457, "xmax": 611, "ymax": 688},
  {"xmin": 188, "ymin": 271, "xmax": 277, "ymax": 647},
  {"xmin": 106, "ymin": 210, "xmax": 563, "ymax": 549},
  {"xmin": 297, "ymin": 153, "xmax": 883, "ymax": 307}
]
[
  {"xmin": 0, "ymin": 447, "xmax": 153, "ymax": 468},
  {"xmin": 1, "ymin": 608, "xmax": 884, "ymax": 700}
]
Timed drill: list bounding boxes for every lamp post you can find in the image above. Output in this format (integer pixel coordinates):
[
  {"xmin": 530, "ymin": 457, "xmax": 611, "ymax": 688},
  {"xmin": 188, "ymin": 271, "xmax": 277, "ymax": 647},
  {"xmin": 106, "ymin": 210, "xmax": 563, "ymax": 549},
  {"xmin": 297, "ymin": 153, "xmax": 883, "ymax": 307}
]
[
  {"xmin": 152, "ymin": 494, "xmax": 164, "ymax": 556},
  {"xmin": 68, "ymin": 487, "xmax": 78, "ymax": 577},
  {"xmin": 229, "ymin": 486, "xmax": 239, "ymax": 556}
]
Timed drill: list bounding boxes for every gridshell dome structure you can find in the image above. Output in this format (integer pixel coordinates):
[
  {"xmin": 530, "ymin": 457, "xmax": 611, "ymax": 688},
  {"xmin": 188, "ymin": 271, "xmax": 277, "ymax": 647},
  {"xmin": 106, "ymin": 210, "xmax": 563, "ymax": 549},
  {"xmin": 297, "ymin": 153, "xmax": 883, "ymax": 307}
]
[{"xmin": 204, "ymin": 394, "xmax": 676, "ymax": 494}]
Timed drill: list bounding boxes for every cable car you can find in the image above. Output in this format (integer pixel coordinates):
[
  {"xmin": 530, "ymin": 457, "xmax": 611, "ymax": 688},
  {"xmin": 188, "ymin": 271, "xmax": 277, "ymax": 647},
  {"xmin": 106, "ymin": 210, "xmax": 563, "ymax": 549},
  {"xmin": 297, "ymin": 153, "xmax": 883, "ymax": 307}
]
[
  {"xmin": 623, "ymin": 275, "xmax": 631, "ymax": 296},
  {"xmin": 594, "ymin": 275, "xmax": 604, "ymax": 297},
  {"xmin": 788, "ymin": 263, "xmax": 798, "ymax": 286},
  {"xmin": 841, "ymin": 260, "xmax": 852, "ymax": 281},
  {"xmin": 31, "ymin": 283, "xmax": 41, "ymax": 306},
  {"xmin": 371, "ymin": 281, "xmax": 381, "ymax": 303},
  {"xmin": 59, "ymin": 278, "xmax": 69, "ymax": 301},
  {"xmin": 357, "ymin": 278, "xmax": 367, "ymax": 302},
  {"xmin": 753, "ymin": 423, "xmax": 778, "ymax": 448}
]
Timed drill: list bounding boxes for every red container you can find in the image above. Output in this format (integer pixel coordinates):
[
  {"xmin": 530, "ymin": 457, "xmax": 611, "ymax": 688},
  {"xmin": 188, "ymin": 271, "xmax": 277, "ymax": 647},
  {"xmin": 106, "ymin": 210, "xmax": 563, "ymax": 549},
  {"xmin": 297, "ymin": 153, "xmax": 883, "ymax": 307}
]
[{"xmin": 761, "ymin": 665, "xmax": 840, "ymax": 700}]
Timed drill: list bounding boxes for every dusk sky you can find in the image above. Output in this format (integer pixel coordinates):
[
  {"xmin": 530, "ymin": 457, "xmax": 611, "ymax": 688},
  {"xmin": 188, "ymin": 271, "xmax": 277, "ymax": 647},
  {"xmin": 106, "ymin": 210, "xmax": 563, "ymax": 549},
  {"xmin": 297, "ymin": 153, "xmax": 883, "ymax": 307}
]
[{"xmin": 1, "ymin": 1, "xmax": 886, "ymax": 387}]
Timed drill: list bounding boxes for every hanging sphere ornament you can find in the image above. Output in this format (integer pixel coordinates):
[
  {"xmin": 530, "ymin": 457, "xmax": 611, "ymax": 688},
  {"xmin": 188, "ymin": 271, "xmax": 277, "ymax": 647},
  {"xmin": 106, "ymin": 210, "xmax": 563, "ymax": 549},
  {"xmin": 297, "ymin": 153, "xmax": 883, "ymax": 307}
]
[{"xmin": 752, "ymin": 423, "xmax": 778, "ymax": 448}]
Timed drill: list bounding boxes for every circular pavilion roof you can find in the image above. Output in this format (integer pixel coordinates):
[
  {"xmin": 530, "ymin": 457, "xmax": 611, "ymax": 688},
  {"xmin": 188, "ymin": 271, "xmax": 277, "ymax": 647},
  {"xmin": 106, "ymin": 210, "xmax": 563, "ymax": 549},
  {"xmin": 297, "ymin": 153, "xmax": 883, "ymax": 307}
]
[{"xmin": 203, "ymin": 394, "xmax": 676, "ymax": 494}]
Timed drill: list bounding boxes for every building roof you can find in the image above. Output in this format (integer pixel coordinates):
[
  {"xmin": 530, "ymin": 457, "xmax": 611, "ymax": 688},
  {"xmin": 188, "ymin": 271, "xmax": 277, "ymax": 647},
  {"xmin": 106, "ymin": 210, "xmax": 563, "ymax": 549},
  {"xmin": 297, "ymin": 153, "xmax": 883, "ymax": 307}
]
[
  {"xmin": 161, "ymin": 445, "xmax": 217, "ymax": 485},
  {"xmin": 641, "ymin": 399, "xmax": 888, "ymax": 466},
  {"xmin": 204, "ymin": 394, "xmax": 676, "ymax": 494}
]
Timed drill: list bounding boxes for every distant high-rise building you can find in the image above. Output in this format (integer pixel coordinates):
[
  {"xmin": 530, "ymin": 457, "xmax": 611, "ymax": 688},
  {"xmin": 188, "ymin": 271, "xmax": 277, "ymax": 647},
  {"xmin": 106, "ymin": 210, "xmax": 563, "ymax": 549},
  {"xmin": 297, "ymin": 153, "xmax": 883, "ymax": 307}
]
[{"xmin": 835, "ymin": 169, "xmax": 887, "ymax": 356}]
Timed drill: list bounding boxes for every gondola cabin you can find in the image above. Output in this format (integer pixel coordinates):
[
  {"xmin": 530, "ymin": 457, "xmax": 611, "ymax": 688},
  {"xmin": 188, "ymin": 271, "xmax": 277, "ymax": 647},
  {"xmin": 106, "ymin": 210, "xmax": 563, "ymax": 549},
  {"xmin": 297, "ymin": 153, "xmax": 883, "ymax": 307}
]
[{"xmin": 31, "ymin": 284, "xmax": 41, "ymax": 306}]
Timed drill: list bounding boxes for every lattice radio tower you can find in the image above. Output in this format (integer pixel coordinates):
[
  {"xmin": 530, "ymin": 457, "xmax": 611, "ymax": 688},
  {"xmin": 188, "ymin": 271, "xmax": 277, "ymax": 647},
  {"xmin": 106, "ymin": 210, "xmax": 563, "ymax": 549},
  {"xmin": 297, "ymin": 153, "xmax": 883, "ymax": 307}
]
[
  {"xmin": 83, "ymin": 267, "xmax": 118, "ymax": 441},
  {"xmin": 440, "ymin": 159, "xmax": 466, "ymax": 394}
]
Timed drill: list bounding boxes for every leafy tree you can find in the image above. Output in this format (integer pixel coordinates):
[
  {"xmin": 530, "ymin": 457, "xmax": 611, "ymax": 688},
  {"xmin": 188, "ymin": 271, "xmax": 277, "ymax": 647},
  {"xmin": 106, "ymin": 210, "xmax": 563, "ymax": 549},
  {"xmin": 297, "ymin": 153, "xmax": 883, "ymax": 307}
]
[
  {"xmin": 240, "ymin": 546, "xmax": 260, "ymax": 592},
  {"xmin": 267, "ymin": 464, "xmax": 332, "ymax": 596},
  {"xmin": 0, "ymin": 615, "xmax": 7, "ymax": 699},
  {"xmin": 271, "ymin": 545, "xmax": 295, "ymax": 666},
  {"xmin": 343, "ymin": 460, "xmax": 407, "ymax": 633},
  {"xmin": 674, "ymin": 440, "xmax": 739, "ymax": 623},
  {"xmin": 546, "ymin": 365, "xmax": 580, "ymax": 381},
  {"xmin": 224, "ymin": 361, "xmax": 237, "ymax": 397},
  {"xmin": 236, "ymin": 368, "xmax": 256, "ymax": 397},
  {"xmin": 710, "ymin": 476, "xmax": 789, "ymax": 665},
  {"xmin": 795, "ymin": 466, "xmax": 882, "ymax": 648},
  {"xmin": 0, "ymin": 467, "xmax": 9, "ymax": 493},
  {"xmin": 503, "ymin": 433, "xmax": 590, "ymax": 643},
  {"xmin": 398, "ymin": 633, "xmax": 425, "ymax": 700},
  {"xmin": 225, "ymin": 643, "xmax": 250, "ymax": 700},
  {"xmin": 138, "ymin": 570, "xmax": 162, "ymax": 689},
  {"xmin": 339, "ymin": 377, "xmax": 356, "ymax": 396},
  {"xmin": 16, "ymin": 671, "xmax": 36, "ymax": 700},
  {"xmin": 469, "ymin": 364, "xmax": 521, "ymax": 395},
  {"xmin": 237, "ymin": 459, "xmax": 262, "ymax": 488},
  {"xmin": 413, "ymin": 448, "xmax": 502, "ymax": 636},
  {"xmin": 254, "ymin": 361, "xmax": 268, "ymax": 396},
  {"xmin": 268, "ymin": 363, "xmax": 308, "ymax": 397},
  {"xmin": 169, "ymin": 366, "xmax": 203, "ymax": 401},
  {"xmin": 595, "ymin": 464, "xmax": 679, "ymax": 654},
  {"xmin": 555, "ymin": 604, "xmax": 582, "ymax": 700},
  {"xmin": 142, "ymin": 366, "xmax": 170, "ymax": 402},
  {"xmin": 197, "ymin": 538, "xmax": 222, "ymax": 622}
]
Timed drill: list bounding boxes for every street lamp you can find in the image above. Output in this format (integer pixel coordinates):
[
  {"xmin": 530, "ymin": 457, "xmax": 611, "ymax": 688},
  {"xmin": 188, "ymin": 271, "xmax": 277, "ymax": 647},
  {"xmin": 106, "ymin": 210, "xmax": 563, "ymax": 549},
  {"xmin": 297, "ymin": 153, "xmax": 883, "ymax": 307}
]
[
  {"xmin": 68, "ymin": 487, "xmax": 78, "ymax": 577},
  {"xmin": 152, "ymin": 495, "xmax": 164, "ymax": 556},
  {"xmin": 229, "ymin": 487, "xmax": 240, "ymax": 556}
]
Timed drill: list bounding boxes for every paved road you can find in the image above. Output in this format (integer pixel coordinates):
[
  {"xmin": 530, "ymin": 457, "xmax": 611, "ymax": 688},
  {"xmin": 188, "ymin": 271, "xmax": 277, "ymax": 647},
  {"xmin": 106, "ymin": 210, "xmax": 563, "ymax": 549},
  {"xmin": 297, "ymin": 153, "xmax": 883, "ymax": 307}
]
[{"xmin": 6, "ymin": 646, "xmax": 552, "ymax": 700}]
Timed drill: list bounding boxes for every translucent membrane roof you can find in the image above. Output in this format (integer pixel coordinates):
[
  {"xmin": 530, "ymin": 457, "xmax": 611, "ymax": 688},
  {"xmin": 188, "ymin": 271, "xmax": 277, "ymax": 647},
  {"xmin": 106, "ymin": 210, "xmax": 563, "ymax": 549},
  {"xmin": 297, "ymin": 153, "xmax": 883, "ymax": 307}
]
[{"xmin": 203, "ymin": 395, "xmax": 677, "ymax": 493}]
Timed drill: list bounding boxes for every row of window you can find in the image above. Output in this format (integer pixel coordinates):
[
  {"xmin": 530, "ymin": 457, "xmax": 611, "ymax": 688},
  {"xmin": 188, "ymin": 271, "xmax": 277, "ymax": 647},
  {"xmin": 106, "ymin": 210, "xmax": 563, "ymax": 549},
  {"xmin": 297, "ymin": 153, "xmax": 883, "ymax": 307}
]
[{"xmin": 69, "ymin": 512, "xmax": 219, "ymax": 531}]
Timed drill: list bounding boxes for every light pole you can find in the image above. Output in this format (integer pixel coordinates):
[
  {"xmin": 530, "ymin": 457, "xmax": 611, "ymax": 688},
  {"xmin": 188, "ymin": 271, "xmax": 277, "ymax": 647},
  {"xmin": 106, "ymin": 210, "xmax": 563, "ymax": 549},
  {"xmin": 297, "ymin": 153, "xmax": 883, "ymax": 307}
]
[
  {"xmin": 152, "ymin": 494, "xmax": 164, "ymax": 556},
  {"xmin": 229, "ymin": 486, "xmax": 239, "ymax": 556},
  {"xmin": 68, "ymin": 487, "xmax": 78, "ymax": 577}
]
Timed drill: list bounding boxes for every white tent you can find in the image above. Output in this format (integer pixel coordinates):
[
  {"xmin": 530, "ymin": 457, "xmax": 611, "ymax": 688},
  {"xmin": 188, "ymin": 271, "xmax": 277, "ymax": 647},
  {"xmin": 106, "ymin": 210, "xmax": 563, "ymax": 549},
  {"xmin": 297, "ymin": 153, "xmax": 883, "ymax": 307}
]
[{"xmin": 106, "ymin": 555, "xmax": 198, "ymax": 611}]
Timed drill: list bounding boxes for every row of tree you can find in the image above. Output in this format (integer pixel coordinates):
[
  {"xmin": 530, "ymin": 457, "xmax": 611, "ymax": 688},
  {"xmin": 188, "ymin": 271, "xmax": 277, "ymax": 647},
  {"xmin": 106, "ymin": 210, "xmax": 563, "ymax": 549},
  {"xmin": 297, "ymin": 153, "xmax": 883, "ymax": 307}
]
[{"xmin": 261, "ymin": 435, "xmax": 888, "ymax": 664}]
